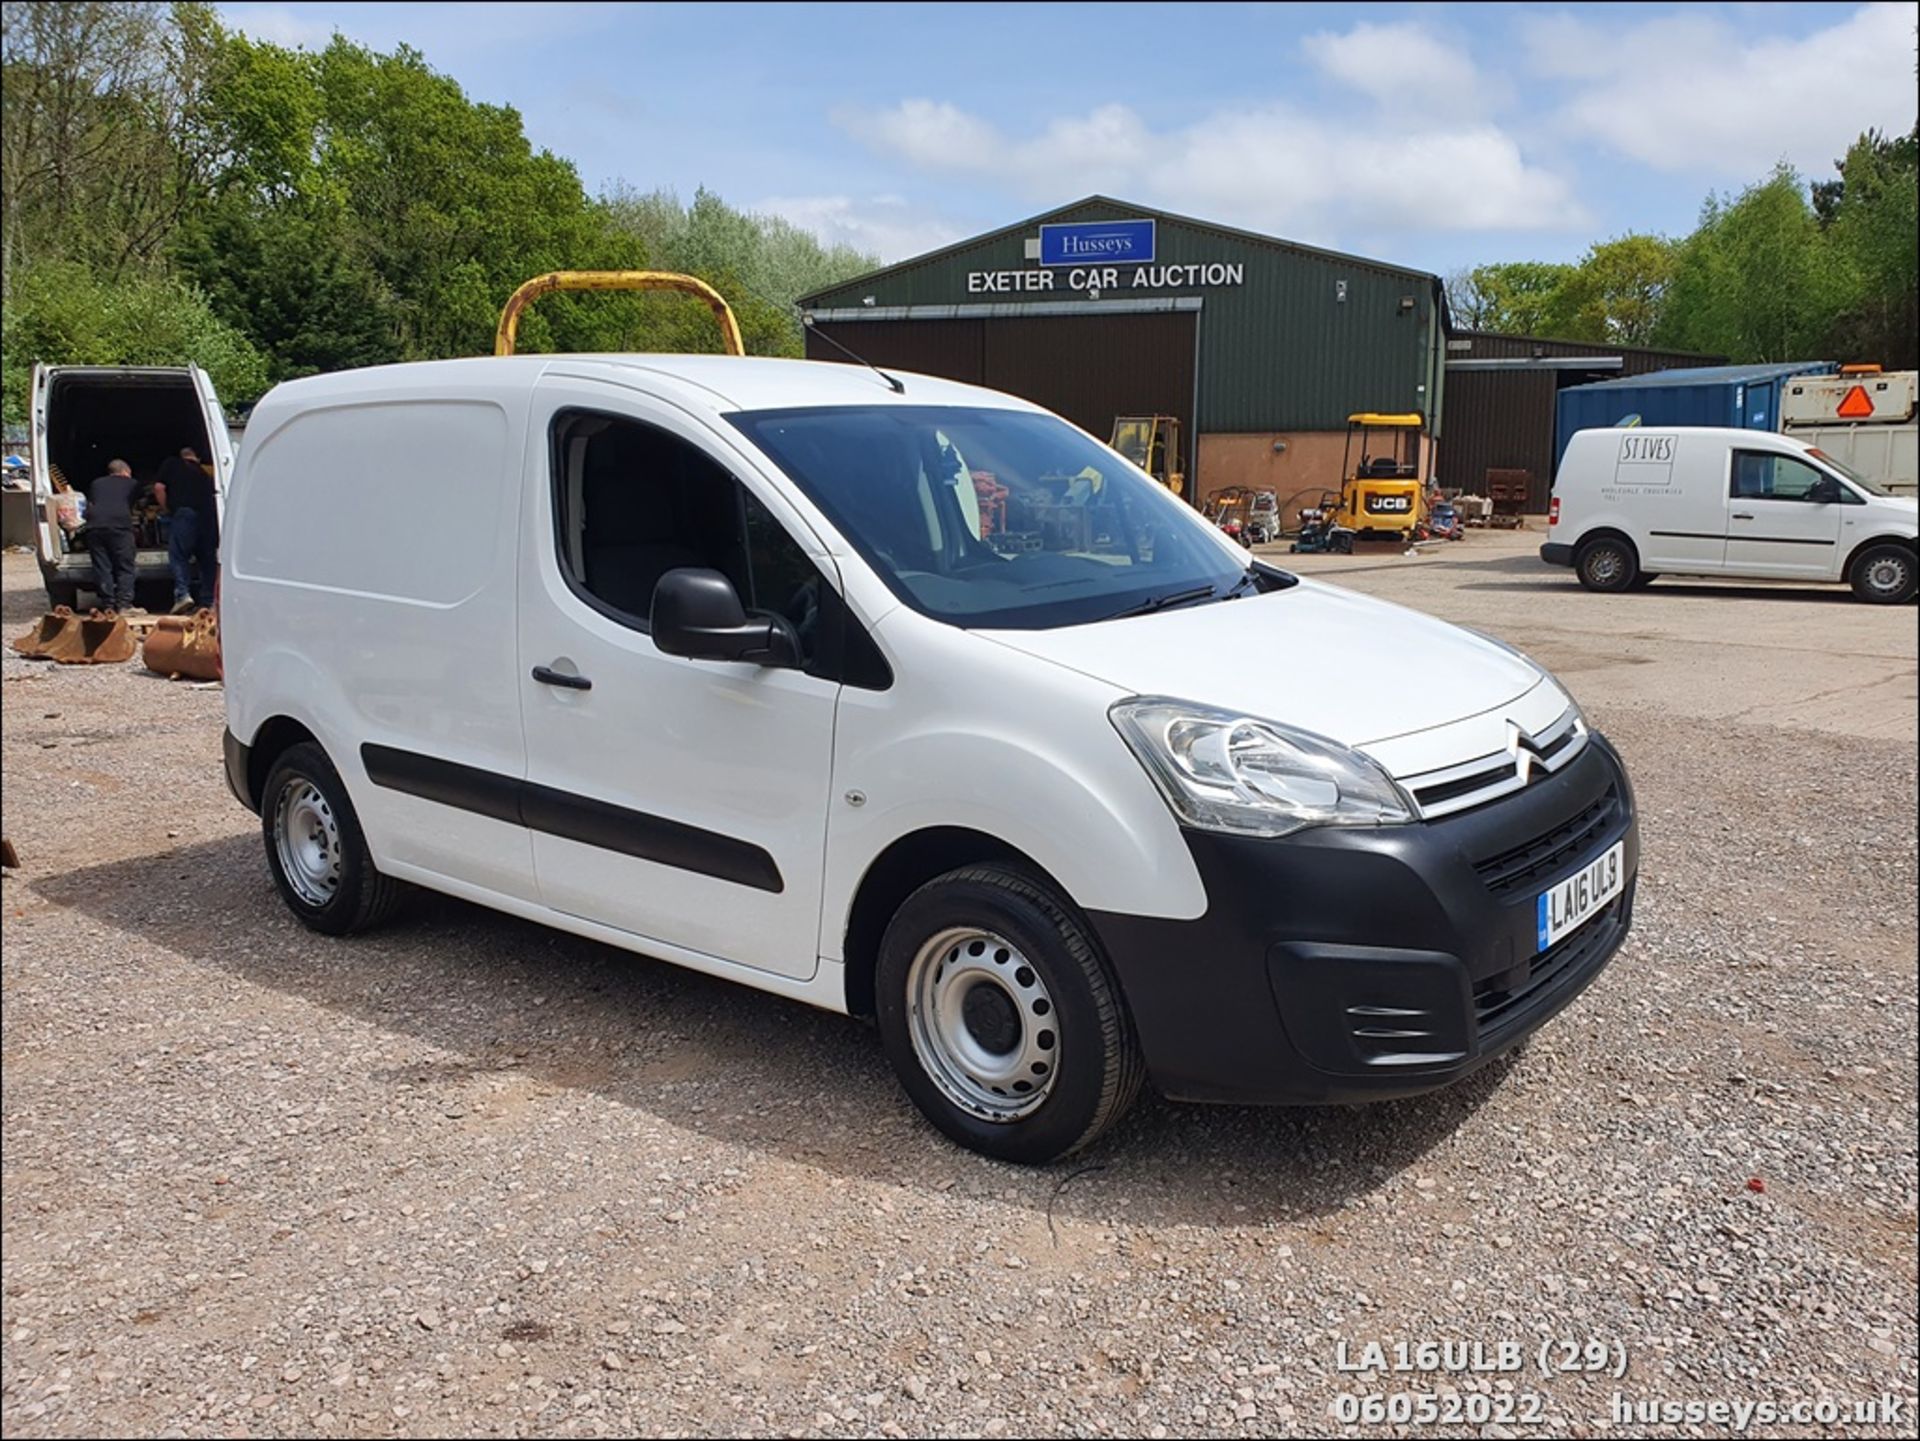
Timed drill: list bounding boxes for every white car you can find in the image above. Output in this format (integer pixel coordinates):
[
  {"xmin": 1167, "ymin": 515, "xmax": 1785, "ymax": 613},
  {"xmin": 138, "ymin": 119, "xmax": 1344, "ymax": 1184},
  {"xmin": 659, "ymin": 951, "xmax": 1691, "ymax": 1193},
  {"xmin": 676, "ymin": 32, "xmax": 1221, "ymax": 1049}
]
[
  {"xmin": 1543, "ymin": 425, "xmax": 1918, "ymax": 603},
  {"xmin": 222, "ymin": 355, "xmax": 1639, "ymax": 1162}
]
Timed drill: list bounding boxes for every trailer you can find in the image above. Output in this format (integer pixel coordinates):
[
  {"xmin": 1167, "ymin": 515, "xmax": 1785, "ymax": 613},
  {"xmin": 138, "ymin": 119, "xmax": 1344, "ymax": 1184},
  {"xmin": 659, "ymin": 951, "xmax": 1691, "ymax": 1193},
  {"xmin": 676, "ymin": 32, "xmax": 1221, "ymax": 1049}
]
[{"xmin": 1780, "ymin": 368, "xmax": 1917, "ymax": 497}]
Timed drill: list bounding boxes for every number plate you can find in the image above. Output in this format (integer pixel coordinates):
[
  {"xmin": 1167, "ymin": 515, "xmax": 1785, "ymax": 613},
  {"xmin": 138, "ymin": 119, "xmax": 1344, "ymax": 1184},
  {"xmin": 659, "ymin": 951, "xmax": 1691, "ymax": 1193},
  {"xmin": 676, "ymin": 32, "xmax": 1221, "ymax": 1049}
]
[{"xmin": 1536, "ymin": 840, "xmax": 1625, "ymax": 951}]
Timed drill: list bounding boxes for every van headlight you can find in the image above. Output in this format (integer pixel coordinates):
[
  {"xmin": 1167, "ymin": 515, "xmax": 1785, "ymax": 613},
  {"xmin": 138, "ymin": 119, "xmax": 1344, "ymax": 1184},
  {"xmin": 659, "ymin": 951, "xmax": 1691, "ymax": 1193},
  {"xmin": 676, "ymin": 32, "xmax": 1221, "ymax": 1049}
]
[{"xmin": 1110, "ymin": 697, "xmax": 1414, "ymax": 838}]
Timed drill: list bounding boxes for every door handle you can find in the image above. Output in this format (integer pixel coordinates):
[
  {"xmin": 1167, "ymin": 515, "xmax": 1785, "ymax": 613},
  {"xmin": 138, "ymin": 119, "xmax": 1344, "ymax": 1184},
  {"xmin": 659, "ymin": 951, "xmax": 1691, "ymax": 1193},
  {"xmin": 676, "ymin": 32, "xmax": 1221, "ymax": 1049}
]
[
  {"xmin": 531, "ymin": 664, "xmax": 592, "ymax": 691},
  {"xmin": 1731, "ymin": 512, "xmax": 1755, "ymax": 520}
]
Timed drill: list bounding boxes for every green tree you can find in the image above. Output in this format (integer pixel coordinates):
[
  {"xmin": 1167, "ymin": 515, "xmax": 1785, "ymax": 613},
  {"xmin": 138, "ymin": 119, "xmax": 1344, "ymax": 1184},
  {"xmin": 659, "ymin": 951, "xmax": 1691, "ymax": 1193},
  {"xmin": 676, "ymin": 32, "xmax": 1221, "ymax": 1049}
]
[
  {"xmin": 1, "ymin": 259, "xmax": 266, "ymax": 422},
  {"xmin": 1, "ymin": 1, "xmax": 223, "ymax": 287},
  {"xmin": 1545, "ymin": 235, "xmax": 1678, "ymax": 347},
  {"xmin": 1444, "ymin": 261, "xmax": 1575, "ymax": 336},
  {"xmin": 1816, "ymin": 127, "xmax": 1918, "ymax": 367},
  {"xmin": 599, "ymin": 183, "xmax": 876, "ymax": 351},
  {"xmin": 1657, "ymin": 166, "xmax": 1845, "ymax": 362}
]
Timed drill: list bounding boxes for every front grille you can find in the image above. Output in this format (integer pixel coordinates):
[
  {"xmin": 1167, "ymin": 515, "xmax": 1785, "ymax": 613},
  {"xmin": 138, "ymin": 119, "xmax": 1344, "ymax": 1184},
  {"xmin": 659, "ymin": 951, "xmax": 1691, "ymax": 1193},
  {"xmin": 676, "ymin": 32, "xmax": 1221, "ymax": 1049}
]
[
  {"xmin": 1474, "ymin": 895, "xmax": 1623, "ymax": 1042},
  {"xmin": 1401, "ymin": 707, "xmax": 1589, "ymax": 820},
  {"xmin": 1471, "ymin": 785, "xmax": 1620, "ymax": 899}
]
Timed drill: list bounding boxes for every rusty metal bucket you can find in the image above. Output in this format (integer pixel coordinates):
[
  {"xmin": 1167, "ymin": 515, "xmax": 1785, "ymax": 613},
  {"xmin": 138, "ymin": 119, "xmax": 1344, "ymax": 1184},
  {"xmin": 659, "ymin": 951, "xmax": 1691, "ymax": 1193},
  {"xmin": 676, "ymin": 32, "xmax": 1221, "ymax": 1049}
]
[
  {"xmin": 141, "ymin": 607, "xmax": 222, "ymax": 681},
  {"xmin": 10, "ymin": 606, "xmax": 84, "ymax": 661},
  {"xmin": 70, "ymin": 609, "xmax": 135, "ymax": 664}
]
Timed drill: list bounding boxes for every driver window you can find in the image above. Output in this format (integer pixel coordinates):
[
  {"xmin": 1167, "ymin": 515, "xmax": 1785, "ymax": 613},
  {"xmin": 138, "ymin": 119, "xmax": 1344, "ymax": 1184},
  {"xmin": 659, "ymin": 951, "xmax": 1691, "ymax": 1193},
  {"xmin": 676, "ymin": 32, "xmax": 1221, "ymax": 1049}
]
[
  {"xmin": 1732, "ymin": 451, "xmax": 1826, "ymax": 501},
  {"xmin": 551, "ymin": 409, "xmax": 823, "ymax": 659}
]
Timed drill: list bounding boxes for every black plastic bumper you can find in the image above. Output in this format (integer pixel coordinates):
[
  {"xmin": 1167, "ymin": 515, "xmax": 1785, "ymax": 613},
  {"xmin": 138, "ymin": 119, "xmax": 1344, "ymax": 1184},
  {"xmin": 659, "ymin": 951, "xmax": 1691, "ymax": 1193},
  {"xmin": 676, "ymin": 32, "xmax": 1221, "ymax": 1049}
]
[
  {"xmin": 1540, "ymin": 542, "xmax": 1575, "ymax": 567},
  {"xmin": 223, "ymin": 728, "xmax": 256, "ymax": 813},
  {"xmin": 1088, "ymin": 736, "xmax": 1638, "ymax": 1105}
]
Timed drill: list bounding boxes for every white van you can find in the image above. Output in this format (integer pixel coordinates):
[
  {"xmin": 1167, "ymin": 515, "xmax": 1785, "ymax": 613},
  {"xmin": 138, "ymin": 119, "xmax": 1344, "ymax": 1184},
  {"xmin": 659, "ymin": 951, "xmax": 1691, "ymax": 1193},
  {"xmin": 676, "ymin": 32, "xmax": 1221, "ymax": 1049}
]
[
  {"xmin": 222, "ymin": 356, "xmax": 1639, "ymax": 1161},
  {"xmin": 1543, "ymin": 426, "xmax": 1918, "ymax": 603},
  {"xmin": 27, "ymin": 363, "xmax": 235, "ymax": 608}
]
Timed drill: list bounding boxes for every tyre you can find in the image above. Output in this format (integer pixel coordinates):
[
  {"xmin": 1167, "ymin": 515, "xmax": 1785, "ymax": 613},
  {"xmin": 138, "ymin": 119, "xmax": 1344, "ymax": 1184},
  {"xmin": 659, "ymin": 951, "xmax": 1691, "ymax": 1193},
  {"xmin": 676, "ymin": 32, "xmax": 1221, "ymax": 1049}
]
[
  {"xmin": 1628, "ymin": 572, "xmax": 1659, "ymax": 590},
  {"xmin": 1575, "ymin": 536, "xmax": 1638, "ymax": 592},
  {"xmin": 875, "ymin": 864, "xmax": 1144, "ymax": 1164},
  {"xmin": 260, "ymin": 741, "xmax": 408, "ymax": 935},
  {"xmin": 1850, "ymin": 543, "xmax": 1917, "ymax": 605}
]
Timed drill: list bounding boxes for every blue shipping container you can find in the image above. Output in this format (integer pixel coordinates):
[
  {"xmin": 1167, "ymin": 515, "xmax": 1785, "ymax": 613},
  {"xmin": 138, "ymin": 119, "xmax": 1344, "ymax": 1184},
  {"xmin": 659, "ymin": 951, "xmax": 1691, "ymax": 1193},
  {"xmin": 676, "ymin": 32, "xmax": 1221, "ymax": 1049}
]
[{"xmin": 1553, "ymin": 361, "xmax": 1836, "ymax": 472}]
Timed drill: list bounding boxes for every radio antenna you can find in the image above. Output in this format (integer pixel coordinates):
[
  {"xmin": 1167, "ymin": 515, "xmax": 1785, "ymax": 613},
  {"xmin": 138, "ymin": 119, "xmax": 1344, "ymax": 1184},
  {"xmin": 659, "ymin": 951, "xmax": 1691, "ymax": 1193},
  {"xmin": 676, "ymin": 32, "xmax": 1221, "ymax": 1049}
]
[{"xmin": 802, "ymin": 314, "xmax": 906, "ymax": 394}]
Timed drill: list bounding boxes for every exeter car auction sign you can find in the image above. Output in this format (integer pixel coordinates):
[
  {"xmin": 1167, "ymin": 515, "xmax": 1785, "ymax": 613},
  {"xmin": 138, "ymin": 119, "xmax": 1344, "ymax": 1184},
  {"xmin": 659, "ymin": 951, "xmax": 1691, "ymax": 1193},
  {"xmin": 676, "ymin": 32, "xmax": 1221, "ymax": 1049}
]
[
  {"xmin": 966, "ymin": 261, "xmax": 1245, "ymax": 295},
  {"xmin": 964, "ymin": 217, "xmax": 1248, "ymax": 296}
]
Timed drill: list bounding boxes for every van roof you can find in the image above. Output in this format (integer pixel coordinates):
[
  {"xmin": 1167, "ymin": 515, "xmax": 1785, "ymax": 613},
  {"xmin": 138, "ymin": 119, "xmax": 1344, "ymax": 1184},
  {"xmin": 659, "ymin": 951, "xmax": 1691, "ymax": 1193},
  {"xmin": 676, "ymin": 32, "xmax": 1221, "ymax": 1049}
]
[
  {"xmin": 1568, "ymin": 424, "xmax": 1815, "ymax": 449},
  {"xmin": 257, "ymin": 354, "xmax": 1037, "ymax": 414}
]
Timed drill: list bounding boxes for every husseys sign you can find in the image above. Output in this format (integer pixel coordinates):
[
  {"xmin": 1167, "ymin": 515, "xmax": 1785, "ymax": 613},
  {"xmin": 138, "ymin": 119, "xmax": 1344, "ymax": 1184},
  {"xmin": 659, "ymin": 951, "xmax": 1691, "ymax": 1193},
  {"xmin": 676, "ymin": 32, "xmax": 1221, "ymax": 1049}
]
[{"xmin": 967, "ymin": 218, "xmax": 1246, "ymax": 296}]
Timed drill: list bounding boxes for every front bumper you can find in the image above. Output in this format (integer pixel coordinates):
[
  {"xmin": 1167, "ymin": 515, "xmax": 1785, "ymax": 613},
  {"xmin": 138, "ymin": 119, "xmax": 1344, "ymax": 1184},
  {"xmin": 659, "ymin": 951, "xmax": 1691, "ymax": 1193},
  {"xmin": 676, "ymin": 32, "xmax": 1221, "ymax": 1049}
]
[
  {"xmin": 1088, "ymin": 735, "xmax": 1638, "ymax": 1104},
  {"xmin": 1539, "ymin": 541, "xmax": 1575, "ymax": 567}
]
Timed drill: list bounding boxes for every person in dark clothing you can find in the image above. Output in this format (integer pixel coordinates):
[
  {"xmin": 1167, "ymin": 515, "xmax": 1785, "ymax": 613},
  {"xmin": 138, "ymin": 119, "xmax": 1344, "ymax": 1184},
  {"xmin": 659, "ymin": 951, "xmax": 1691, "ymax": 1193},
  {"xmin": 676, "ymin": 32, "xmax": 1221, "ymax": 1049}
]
[
  {"xmin": 82, "ymin": 459, "xmax": 139, "ymax": 611},
  {"xmin": 156, "ymin": 445, "xmax": 218, "ymax": 611}
]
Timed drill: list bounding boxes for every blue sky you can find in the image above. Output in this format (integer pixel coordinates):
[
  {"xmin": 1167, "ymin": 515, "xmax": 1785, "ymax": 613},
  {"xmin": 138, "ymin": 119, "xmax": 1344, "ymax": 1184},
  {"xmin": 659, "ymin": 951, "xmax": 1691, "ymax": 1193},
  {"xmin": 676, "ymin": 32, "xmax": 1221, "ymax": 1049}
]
[{"xmin": 218, "ymin": 2, "xmax": 1918, "ymax": 275}]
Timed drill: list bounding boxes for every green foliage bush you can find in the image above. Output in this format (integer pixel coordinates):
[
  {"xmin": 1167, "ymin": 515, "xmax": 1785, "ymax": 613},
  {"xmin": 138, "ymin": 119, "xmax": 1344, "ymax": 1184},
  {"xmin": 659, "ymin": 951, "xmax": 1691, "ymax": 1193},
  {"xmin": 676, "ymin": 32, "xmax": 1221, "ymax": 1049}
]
[{"xmin": 1, "ymin": 262, "xmax": 267, "ymax": 425}]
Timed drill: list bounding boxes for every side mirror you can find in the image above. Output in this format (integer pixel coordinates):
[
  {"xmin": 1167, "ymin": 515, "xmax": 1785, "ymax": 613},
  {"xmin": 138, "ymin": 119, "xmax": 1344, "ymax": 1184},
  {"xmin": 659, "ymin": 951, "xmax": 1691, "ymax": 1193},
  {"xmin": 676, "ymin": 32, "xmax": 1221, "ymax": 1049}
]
[
  {"xmin": 1808, "ymin": 477, "xmax": 1843, "ymax": 504},
  {"xmin": 651, "ymin": 567, "xmax": 798, "ymax": 667}
]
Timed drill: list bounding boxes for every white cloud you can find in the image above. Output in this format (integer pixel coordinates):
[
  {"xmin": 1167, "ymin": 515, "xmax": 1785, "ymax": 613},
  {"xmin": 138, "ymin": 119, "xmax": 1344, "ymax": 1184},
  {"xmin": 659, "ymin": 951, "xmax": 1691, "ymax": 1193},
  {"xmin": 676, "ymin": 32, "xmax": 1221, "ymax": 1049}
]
[
  {"xmin": 1300, "ymin": 21, "xmax": 1495, "ymax": 119},
  {"xmin": 829, "ymin": 19, "xmax": 1583, "ymax": 245},
  {"xmin": 1524, "ymin": 2, "xmax": 1918, "ymax": 179},
  {"xmin": 757, "ymin": 195, "xmax": 974, "ymax": 264},
  {"xmin": 835, "ymin": 103, "xmax": 1583, "ymax": 244}
]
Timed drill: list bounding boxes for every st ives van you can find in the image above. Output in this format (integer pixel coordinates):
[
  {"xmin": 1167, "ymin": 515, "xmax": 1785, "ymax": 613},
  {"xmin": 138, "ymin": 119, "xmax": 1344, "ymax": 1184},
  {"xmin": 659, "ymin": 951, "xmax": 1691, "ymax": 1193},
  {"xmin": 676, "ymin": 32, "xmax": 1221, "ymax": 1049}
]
[{"xmin": 1544, "ymin": 426, "xmax": 1917, "ymax": 603}]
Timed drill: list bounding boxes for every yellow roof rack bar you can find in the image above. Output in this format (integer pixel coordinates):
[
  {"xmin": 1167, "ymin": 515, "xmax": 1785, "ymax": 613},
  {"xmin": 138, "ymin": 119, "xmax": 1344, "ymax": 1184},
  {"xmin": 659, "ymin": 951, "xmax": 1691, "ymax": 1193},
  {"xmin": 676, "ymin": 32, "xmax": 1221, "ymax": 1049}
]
[
  {"xmin": 1346, "ymin": 412, "xmax": 1425, "ymax": 427},
  {"xmin": 495, "ymin": 270, "xmax": 745, "ymax": 357}
]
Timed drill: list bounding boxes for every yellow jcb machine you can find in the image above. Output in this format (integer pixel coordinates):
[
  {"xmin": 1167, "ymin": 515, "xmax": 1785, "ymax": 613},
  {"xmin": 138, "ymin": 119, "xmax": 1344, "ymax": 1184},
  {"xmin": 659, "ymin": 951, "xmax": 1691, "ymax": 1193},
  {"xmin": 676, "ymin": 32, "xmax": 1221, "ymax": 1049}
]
[
  {"xmin": 1111, "ymin": 415, "xmax": 1185, "ymax": 497},
  {"xmin": 1334, "ymin": 412, "xmax": 1429, "ymax": 539}
]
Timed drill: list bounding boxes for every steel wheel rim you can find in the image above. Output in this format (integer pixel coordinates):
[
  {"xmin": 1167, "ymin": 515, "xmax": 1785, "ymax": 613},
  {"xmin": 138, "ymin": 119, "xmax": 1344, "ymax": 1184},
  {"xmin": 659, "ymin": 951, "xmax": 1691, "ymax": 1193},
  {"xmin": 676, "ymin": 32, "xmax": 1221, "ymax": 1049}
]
[
  {"xmin": 1865, "ymin": 555, "xmax": 1908, "ymax": 595},
  {"xmin": 273, "ymin": 777, "xmax": 341, "ymax": 907},
  {"xmin": 906, "ymin": 927, "xmax": 1059, "ymax": 1122},
  {"xmin": 1588, "ymin": 548, "xmax": 1623, "ymax": 584}
]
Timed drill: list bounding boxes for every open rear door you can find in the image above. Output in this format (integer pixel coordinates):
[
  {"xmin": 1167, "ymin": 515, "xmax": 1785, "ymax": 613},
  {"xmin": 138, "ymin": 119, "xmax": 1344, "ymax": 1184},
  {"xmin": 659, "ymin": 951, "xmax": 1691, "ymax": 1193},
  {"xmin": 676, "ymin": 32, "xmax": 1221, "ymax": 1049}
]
[
  {"xmin": 190, "ymin": 365, "xmax": 235, "ymax": 514},
  {"xmin": 28, "ymin": 364, "xmax": 55, "ymax": 566}
]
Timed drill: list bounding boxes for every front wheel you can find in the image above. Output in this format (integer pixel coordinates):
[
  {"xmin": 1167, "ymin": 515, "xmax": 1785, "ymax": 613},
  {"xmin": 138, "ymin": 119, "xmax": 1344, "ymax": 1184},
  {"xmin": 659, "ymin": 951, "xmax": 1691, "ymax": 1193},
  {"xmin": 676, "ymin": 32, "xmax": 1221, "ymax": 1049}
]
[
  {"xmin": 261, "ymin": 741, "xmax": 409, "ymax": 935},
  {"xmin": 1850, "ymin": 543, "xmax": 1917, "ymax": 604},
  {"xmin": 875, "ymin": 865, "xmax": 1144, "ymax": 1163},
  {"xmin": 1576, "ymin": 536, "xmax": 1638, "ymax": 592}
]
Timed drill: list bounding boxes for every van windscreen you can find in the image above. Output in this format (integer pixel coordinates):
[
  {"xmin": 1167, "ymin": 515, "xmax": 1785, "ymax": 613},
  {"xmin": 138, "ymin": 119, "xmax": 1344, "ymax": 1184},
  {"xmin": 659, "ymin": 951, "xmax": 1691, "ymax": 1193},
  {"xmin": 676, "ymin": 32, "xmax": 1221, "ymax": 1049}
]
[{"xmin": 729, "ymin": 405, "xmax": 1254, "ymax": 630}]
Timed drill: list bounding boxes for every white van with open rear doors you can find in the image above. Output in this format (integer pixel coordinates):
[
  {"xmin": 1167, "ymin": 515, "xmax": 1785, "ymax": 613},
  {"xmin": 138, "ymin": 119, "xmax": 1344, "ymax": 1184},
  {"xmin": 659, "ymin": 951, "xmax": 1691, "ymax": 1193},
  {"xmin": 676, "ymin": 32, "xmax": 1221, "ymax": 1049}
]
[
  {"xmin": 1543, "ymin": 425, "xmax": 1918, "ymax": 604},
  {"xmin": 223, "ymin": 331, "xmax": 1641, "ymax": 1162},
  {"xmin": 26, "ymin": 363, "xmax": 234, "ymax": 609}
]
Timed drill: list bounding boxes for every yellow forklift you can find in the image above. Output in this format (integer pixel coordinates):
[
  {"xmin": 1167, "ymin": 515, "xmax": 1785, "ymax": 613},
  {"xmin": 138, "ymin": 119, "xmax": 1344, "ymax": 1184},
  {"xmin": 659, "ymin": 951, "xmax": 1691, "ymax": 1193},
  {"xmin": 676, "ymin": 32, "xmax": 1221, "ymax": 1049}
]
[
  {"xmin": 1333, "ymin": 412, "xmax": 1429, "ymax": 540},
  {"xmin": 1111, "ymin": 415, "xmax": 1185, "ymax": 497}
]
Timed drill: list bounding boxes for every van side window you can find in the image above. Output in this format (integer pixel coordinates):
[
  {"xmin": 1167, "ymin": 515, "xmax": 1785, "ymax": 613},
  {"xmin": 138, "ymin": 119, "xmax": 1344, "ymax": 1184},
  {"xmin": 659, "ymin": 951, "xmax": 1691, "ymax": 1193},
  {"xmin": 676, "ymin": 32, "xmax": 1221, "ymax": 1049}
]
[
  {"xmin": 550, "ymin": 410, "xmax": 824, "ymax": 659},
  {"xmin": 1731, "ymin": 451, "xmax": 1829, "ymax": 502}
]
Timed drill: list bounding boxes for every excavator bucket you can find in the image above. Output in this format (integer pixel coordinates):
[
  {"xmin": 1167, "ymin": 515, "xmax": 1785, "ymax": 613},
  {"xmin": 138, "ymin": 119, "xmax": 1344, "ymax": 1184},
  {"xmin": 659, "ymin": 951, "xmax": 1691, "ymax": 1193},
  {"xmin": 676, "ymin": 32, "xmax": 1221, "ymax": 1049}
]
[
  {"xmin": 141, "ymin": 608, "xmax": 223, "ymax": 681},
  {"xmin": 10, "ymin": 606, "xmax": 84, "ymax": 661},
  {"xmin": 70, "ymin": 609, "xmax": 135, "ymax": 665}
]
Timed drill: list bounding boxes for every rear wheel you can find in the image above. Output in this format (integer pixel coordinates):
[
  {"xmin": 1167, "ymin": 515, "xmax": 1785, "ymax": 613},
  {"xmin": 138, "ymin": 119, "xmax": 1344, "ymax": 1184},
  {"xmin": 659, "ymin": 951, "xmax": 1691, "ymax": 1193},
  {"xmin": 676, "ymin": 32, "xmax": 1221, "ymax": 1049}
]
[
  {"xmin": 1850, "ymin": 543, "xmax": 1917, "ymax": 604},
  {"xmin": 261, "ymin": 741, "xmax": 408, "ymax": 935},
  {"xmin": 876, "ymin": 865, "xmax": 1143, "ymax": 1163},
  {"xmin": 1575, "ymin": 536, "xmax": 1638, "ymax": 592}
]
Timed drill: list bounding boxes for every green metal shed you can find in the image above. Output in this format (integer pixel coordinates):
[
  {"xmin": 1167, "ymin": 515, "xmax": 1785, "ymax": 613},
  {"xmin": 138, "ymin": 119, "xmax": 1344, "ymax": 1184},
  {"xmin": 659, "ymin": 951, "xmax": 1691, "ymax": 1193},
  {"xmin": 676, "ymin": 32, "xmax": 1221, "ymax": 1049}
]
[{"xmin": 798, "ymin": 197, "xmax": 1448, "ymax": 501}]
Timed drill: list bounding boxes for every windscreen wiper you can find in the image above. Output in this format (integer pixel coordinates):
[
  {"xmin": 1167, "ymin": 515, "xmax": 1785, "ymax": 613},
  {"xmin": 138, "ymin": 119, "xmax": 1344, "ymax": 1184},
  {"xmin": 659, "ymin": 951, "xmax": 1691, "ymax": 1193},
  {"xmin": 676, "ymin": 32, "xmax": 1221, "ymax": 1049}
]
[{"xmin": 1100, "ymin": 583, "xmax": 1223, "ymax": 621}]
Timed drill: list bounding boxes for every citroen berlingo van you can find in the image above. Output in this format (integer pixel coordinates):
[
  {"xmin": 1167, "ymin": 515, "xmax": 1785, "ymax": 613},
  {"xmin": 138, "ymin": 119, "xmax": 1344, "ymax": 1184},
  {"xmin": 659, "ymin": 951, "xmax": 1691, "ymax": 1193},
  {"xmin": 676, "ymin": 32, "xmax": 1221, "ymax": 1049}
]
[{"xmin": 222, "ymin": 355, "xmax": 1639, "ymax": 1162}]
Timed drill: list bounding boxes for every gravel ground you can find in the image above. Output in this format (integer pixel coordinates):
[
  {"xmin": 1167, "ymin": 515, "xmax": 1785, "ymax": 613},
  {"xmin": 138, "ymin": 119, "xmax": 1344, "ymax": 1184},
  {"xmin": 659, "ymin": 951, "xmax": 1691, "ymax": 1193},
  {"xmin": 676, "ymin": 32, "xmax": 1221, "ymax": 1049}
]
[{"xmin": 3, "ymin": 539, "xmax": 1915, "ymax": 1439}]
